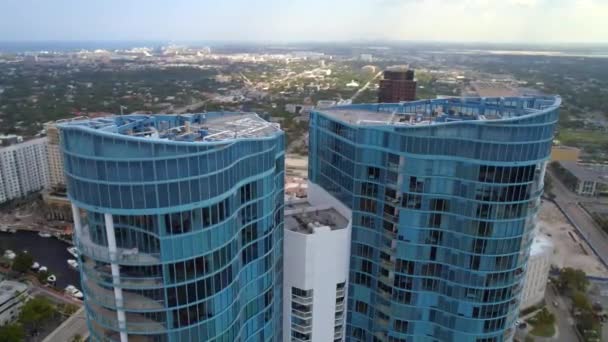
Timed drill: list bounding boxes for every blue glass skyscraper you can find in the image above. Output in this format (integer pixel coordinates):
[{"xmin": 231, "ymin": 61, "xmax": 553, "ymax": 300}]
[
  {"xmin": 308, "ymin": 96, "xmax": 560, "ymax": 341},
  {"xmin": 59, "ymin": 113, "xmax": 285, "ymax": 342}
]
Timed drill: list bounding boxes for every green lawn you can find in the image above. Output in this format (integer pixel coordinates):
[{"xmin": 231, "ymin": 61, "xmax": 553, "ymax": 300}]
[
  {"xmin": 529, "ymin": 322, "xmax": 556, "ymax": 337},
  {"xmin": 558, "ymin": 129, "xmax": 608, "ymax": 146}
]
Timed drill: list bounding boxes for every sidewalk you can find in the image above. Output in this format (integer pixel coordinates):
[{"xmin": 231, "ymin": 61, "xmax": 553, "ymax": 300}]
[{"xmin": 42, "ymin": 306, "xmax": 89, "ymax": 342}]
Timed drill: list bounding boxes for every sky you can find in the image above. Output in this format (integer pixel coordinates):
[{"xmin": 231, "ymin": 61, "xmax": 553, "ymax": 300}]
[{"xmin": 0, "ymin": 0, "xmax": 607, "ymax": 44}]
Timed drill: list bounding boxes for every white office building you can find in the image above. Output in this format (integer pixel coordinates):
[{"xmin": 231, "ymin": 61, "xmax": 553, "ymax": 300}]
[
  {"xmin": 520, "ymin": 235, "xmax": 554, "ymax": 310},
  {"xmin": 0, "ymin": 137, "xmax": 50, "ymax": 203},
  {"xmin": 0, "ymin": 280, "xmax": 29, "ymax": 326},
  {"xmin": 283, "ymin": 183, "xmax": 352, "ymax": 342}
]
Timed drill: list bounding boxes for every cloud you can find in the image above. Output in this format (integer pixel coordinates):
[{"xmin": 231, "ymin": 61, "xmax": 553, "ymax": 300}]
[
  {"xmin": 0, "ymin": 0, "xmax": 606, "ymax": 43},
  {"xmin": 508, "ymin": 0, "xmax": 540, "ymax": 6}
]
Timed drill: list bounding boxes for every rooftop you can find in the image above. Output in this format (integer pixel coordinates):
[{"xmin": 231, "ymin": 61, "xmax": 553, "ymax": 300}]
[
  {"xmin": 0, "ymin": 280, "xmax": 28, "ymax": 302},
  {"xmin": 285, "ymin": 203, "xmax": 348, "ymax": 235},
  {"xmin": 315, "ymin": 96, "xmax": 560, "ymax": 127},
  {"xmin": 58, "ymin": 112, "xmax": 281, "ymax": 142},
  {"xmin": 558, "ymin": 161, "xmax": 608, "ymax": 183}
]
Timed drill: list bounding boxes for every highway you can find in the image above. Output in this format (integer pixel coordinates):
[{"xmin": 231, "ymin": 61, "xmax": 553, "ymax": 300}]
[{"xmin": 547, "ymin": 169, "xmax": 608, "ymax": 267}]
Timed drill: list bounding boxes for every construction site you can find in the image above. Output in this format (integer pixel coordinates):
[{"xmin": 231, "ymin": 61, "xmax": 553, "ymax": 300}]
[{"xmin": 537, "ymin": 200, "xmax": 608, "ymax": 277}]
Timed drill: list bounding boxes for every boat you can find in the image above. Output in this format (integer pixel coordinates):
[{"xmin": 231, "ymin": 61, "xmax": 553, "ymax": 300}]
[
  {"xmin": 38, "ymin": 266, "xmax": 48, "ymax": 273},
  {"xmin": 8, "ymin": 229, "xmax": 16, "ymax": 234},
  {"xmin": 31, "ymin": 262, "xmax": 40, "ymax": 270},
  {"xmin": 65, "ymin": 285, "xmax": 83, "ymax": 299},
  {"xmin": 0, "ymin": 226, "xmax": 7, "ymax": 233},
  {"xmin": 46, "ymin": 274, "xmax": 56, "ymax": 283},
  {"xmin": 3, "ymin": 250, "xmax": 16, "ymax": 260},
  {"xmin": 67, "ymin": 259, "xmax": 78, "ymax": 269},
  {"xmin": 38, "ymin": 232, "xmax": 52, "ymax": 238},
  {"xmin": 67, "ymin": 247, "xmax": 79, "ymax": 258}
]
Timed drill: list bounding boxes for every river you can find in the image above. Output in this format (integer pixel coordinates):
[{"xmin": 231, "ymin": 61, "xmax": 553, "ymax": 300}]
[{"xmin": 0, "ymin": 231, "xmax": 81, "ymax": 289}]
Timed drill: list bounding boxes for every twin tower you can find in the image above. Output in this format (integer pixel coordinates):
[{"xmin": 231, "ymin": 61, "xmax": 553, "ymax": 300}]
[{"xmin": 59, "ymin": 96, "xmax": 560, "ymax": 342}]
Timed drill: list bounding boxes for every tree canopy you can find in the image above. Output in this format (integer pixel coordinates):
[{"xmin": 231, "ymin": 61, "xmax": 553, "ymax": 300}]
[
  {"xmin": 558, "ymin": 267, "xmax": 588, "ymax": 293},
  {"xmin": 11, "ymin": 251, "xmax": 33, "ymax": 273},
  {"xmin": 18, "ymin": 297, "xmax": 56, "ymax": 331},
  {"xmin": 0, "ymin": 324, "xmax": 25, "ymax": 342}
]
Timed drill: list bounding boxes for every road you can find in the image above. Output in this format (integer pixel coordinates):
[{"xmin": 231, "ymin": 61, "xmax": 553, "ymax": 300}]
[
  {"xmin": 31, "ymin": 284, "xmax": 83, "ymax": 306},
  {"xmin": 350, "ymin": 71, "xmax": 382, "ymax": 101},
  {"xmin": 544, "ymin": 284, "xmax": 578, "ymax": 342},
  {"xmin": 547, "ymin": 169, "xmax": 608, "ymax": 267},
  {"xmin": 42, "ymin": 307, "xmax": 89, "ymax": 342},
  {"xmin": 514, "ymin": 284, "xmax": 577, "ymax": 341}
]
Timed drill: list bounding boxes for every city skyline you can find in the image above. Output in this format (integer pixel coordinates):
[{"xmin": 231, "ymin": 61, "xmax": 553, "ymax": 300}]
[{"xmin": 1, "ymin": 0, "xmax": 608, "ymax": 44}]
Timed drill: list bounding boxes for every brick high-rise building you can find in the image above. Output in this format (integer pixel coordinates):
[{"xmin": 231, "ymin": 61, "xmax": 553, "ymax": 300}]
[{"xmin": 378, "ymin": 69, "xmax": 417, "ymax": 103}]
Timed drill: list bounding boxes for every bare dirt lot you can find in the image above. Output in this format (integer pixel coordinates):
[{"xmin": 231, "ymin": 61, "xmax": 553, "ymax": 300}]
[{"xmin": 538, "ymin": 200, "xmax": 608, "ymax": 277}]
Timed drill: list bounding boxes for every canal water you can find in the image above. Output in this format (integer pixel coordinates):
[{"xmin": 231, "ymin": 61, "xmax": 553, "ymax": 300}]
[{"xmin": 0, "ymin": 231, "xmax": 80, "ymax": 289}]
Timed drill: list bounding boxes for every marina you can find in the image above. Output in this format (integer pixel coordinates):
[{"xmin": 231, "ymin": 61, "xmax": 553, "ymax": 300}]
[{"xmin": 0, "ymin": 230, "xmax": 80, "ymax": 288}]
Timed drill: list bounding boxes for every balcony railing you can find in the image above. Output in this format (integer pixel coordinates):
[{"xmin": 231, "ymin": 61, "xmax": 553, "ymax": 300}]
[
  {"xmin": 291, "ymin": 308, "xmax": 313, "ymax": 319},
  {"xmin": 82, "ymin": 261, "xmax": 163, "ymax": 289},
  {"xmin": 291, "ymin": 294, "xmax": 313, "ymax": 305},
  {"xmin": 378, "ymin": 274, "xmax": 393, "ymax": 285},
  {"xmin": 78, "ymin": 227, "xmax": 160, "ymax": 265},
  {"xmin": 86, "ymin": 301, "xmax": 167, "ymax": 334},
  {"xmin": 291, "ymin": 322, "xmax": 313, "ymax": 334},
  {"xmin": 380, "ymin": 259, "xmax": 393, "ymax": 269},
  {"xmin": 84, "ymin": 278, "xmax": 165, "ymax": 310},
  {"xmin": 387, "ymin": 162, "xmax": 399, "ymax": 172},
  {"xmin": 374, "ymin": 317, "xmax": 389, "ymax": 327}
]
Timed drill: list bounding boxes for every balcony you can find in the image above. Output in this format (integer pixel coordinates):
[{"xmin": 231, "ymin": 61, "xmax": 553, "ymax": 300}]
[
  {"xmin": 291, "ymin": 294, "xmax": 313, "ymax": 306},
  {"xmin": 378, "ymin": 274, "xmax": 393, "ymax": 285},
  {"xmin": 374, "ymin": 316, "xmax": 389, "ymax": 327},
  {"xmin": 82, "ymin": 260, "xmax": 163, "ymax": 290},
  {"xmin": 85, "ymin": 278, "xmax": 164, "ymax": 311},
  {"xmin": 378, "ymin": 288, "xmax": 391, "ymax": 300},
  {"xmin": 377, "ymin": 303, "xmax": 390, "ymax": 315},
  {"xmin": 291, "ymin": 322, "xmax": 313, "ymax": 334},
  {"xmin": 383, "ymin": 212, "xmax": 399, "ymax": 222},
  {"xmin": 334, "ymin": 327, "xmax": 342, "ymax": 340},
  {"xmin": 380, "ymin": 259, "xmax": 393, "ymax": 269},
  {"xmin": 381, "ymin": 246, "xmax": 394, "ymax": 256},
  {"xmin": 86, "ymin": 301, "xmax": 167, "ymax": 334},
  {"xmin": 336, "ymin": 287, "xmax": 346, "ymax": 298},
  {"xmin": 78, "ymin": 227, "xmax": 160, "ymax": 265},
  {"xmin": 373, "ymin": 331, "xmax": 387, "ymax": 341},
  {"xmin": 291, "ymin": 338, "xmax": 310, "ymax": 342},
  {"xmin": 292, "ymin": 308, "xmax": 312, "ymax": 319}
]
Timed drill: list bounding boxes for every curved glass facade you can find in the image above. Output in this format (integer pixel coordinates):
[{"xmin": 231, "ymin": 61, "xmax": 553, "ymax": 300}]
[
  {"xmin": 308, "ymin": 97, "xmax": 560, "ymax": 342},
  {"xmin": 60, "ymin": 113, "xmax": 285, "ymax": 342}
]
